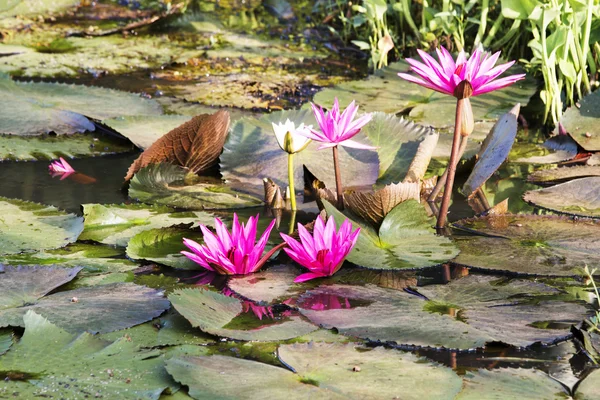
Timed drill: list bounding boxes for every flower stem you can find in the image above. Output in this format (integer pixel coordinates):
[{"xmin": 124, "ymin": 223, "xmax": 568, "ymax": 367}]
[
  {"xmin": 288, "ymin": 211, "xmax": 296, "ymax": 235},
  {"xmin": 288, "ymin": 153, "xmax": 297, "ymax": 211},
  {"xmin": 255, "ymin": 242, "xmax": 288, "ymax": 271},
  {"xmin": 332, "ymin": 145, "xmax": 344, "ymax": 210},
  {"xmin": 436, "ymin": 98, "xmax": 464, "ymax": 232}
]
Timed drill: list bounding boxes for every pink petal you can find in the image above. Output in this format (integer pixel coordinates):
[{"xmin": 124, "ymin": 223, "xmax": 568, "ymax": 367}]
[
  {"xmin": 397, "ymin": 73, "xmax": 453, "ymax": 95},
  {"xmin": 338, "ymin": 139, "xmax": 377, "ymax": 150},
  {"xmin": 317, "ymin": 142, "xmax": 338, "ymax": 150},
  {"xmin": 294, "ymin": 272, "xmax": 328, "ymax": 283},
  {"xmin": 181, "ymin": 250, "xmax": 214, "ymax": 271},
  {"xmin": 472, "ymin": 74, "xmax": 525, "ymax": 96}
]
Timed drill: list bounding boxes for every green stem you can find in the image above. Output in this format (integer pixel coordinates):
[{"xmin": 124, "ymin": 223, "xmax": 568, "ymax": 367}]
[
  {"xmin": 473, "ymin": 0, "xmax": 489, "ymax": 48},
  {"xmin": 581, "ymin": 0, "xmax": 593, "ymax": 93},
  {"xmin": 288, "ymin": 211, "xmax": 296, "ymax": 235},
  {"xmin": 401, "ymin": 0, "xmax": 421, "ymax": 40},
  {"xmin": 288, "ymin": 153, "xmax": 297, "ymax": 211},
  {"xmin": 482, "ymin": 14, "xmax": 504, "ymax": 48}
]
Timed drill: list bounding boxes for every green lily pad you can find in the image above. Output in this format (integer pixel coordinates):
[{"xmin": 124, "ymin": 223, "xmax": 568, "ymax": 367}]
[
  {"xmin": 129, "ymin": 164, "xmax": 263, "ymax": 210},
  {"xmin": 79, "ymin": 203, "xmax": 214, "ymax": 247},
  {"xmin": 324, "ymin": 200, "xmax": 459, "ymax": 270},
  {"xmin": 313, "ymin": 60, "xmax": 536, "ymax": 135},
  {"xmin": 576, "ymin": 368, "xmax": 600, "ymax": 399},
  {"xmin": 0, "ymin": 133, "xmax": 135, "ymax": 161},
  {"xmin": 453, "ymin": 214, "xmax": 600, "ymax": 275},
  {"xmin": 126, "ymin": 227, "xmax": 204, "ymax": 270},
  {"xmin": 220, "ymin": 109, "xmax": 379, "ymax": 197},
  {"xmin": 0, "ymin": 329, "xmax": 11, "ymax": 356},
  {"xmin": 360, "ymin": 113, "xmax": 438, "ymax": 184},
  {"xmin": 0, "ymin": 243, "xmax": 138, "ymax": 274},
  {"xmin": 0, "ymin": 75, "xmax": 162, "ymax": 136},
  {"xmin": 168, "ymin": 288, "xmax": 317, "ymax": 341},
  {"xmin": 103, "ymin": 115, "xmax": 193, "ymax": 150},
  {"xmin": 523, "ymin": 177, "xmax": 600, "ymax": 218},
  {"xmin": 100, "ymin": 311, "xmax": 215, "ymax": 348},
  {"xmin": 456, "ymin": 368, "xmax": 569, "ymax": 399},
  {"xmin": 0, "ymin": 282, "xmax": 170, "ymax": 333},
  {"xmin": 0, "ymin": 311, "xmax": 177, "ymax": 399},
  {"xmin": 0, "ymin": 0, "xmax": 80, "ymax": 18},
  {"xmin": 0, "ymin": 266, "xmax": 81, "ymax": 310},
  {"xmin": 560, "ymin": 89, "xmax": 600, "ymax": 151},
  {"xmin": 298, "ymin": 275, "xmax": 588, "ymax": 349},
  {"xmin": 528, "ymin": 166, "xmax": 600, "ymax": 184},
  {"xmin": 226, "ymin": 264, "xmax": 303, "ymax": 304},
  {"xmin": 0, "ymin": 197, "xmax": 83, "ymax": 255}
]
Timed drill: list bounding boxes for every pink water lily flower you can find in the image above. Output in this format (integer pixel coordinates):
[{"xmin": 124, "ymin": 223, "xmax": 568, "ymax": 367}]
[
  {"xmin": 398, "ymin": 47, "xmax": 525, "ymax": 97},
  {"xmin": 182, "ymin": 214, "xmax": 277, "ymax": 275},
  {"xmin": 301, "ymin": 98, "xmax": 374, "ymax": 150},
  {"xmin": 280, "ymin": 215, "xmax": 360, "ymax": 282},
  {"xmin": 48, "ymin": 157, "xmax": 75, "ymax": 179}
]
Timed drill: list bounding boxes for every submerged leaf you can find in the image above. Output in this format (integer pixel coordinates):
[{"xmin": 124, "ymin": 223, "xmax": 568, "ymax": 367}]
[
  {"xmin": 513, "ymin": 135, "xmax": 579, "ymax": 164},
  {"xmin": 169, "ymin": 288, "xmax": 317, "ymax": 341},
  {"xmin": 125, "ymin": 110, "xmax": 230, "ymax": 181},
  {"xmin": 0, "ymin": 311, "xmax": 176, "ymax": 399},
  {"xmin": 324, "ymin": 200, "xmax": 459, "ymax": 270},
  {"xmin": 453, "ymin": 214, "xmax": 600, "ymax": 275},
  {"xmin": 0, "ymin": 197, "xmax": 83, "ymax": 255},
  {"xmin": 129, "ymin": 163, "xmax": 262, "ymax": 210},
  {"xmin": 523, "ymin": 177, "xmax": 600, "ymax": 218}
]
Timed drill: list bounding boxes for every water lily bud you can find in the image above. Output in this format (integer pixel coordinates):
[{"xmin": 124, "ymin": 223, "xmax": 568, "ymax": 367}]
[
  {"xmin": 459, "ymin": 98, "xmax": 474, "ymax": 137},
  {"xmin": 272, "ymin": 119, "xmax": 312, "ymax": 154}
]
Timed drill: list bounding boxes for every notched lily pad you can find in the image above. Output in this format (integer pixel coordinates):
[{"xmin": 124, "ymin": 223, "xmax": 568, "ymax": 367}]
[
  {"xmin": 0, "ymin": 282, "xmax": 170, "ymax": 333},
  {"xmin": 524, "ymin": 177, "xmax": 600, "ymax": 218},
  {"xmin": 0, "ymin": 311, "xmax": 177, "ymax": 399},
  {"xmin": 168, "ymin": 288, "xmax": 317, "ymax": 341},
  {"xmin": 528, "ymin": 166, "xmax": 600, "ymax": 184},
  {"xmin": 453, "ymin": 214, "xmax": 600, "ymax": 275},
  {"xmin": 129, "ymin": 163, "xmax": 262, "ymax": 210},
  {"xmin": 0, "ymin": 197, "xmax": 83, "ymax": 255}
]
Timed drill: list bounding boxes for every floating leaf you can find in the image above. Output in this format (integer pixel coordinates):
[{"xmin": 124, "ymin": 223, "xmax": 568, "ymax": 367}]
[
  {"xmin": 168, "ymin": 288, "xmax": 317, "ymax": 341},
  {"xmin": 462, "ymin": 104, "xmax": 520, "ymax": 196},
  {"xmin": 0, "ymin": 243, "xmax": 138, "ymax": 274},
  {"xmin": 0, "ymin": 283, "xmax": 170, "ymax": 333},
  {"xmin": 576, "ymin": 368, "xmax": 600, "ymax": 399},
  {"xmin": 523, "ymin": 177, "xmax": 600, "ymax": 218},
  {"xmin": 129, "ymin": 164, "xmax": 262, "ymax": 210},
  {"xmin": 0, "ymin": 266, "xmax": 81, "ymax": 310},
  {"xmin": 453, "ymin": 214, "xmax": 600, "ymax": 275},
  {"xmin": 0, "ymin": 0, "xmax": 80, "ymax": 17},
  {"xmin": 0, "ymin": 329, "xmax": 11, "ymax": 356},
  {"xmin": 226, "ymin": 264, "xmax": 303, "ymax": 304},
  {"xmin": 0, "ymin": 197, "xmax": 83, "ymax": 255},
  {"xmin": 298, "ymin": 275, "xmax": 588, "ymax": 349},
  {"xmin": 325, "ymin": 200, "xmax": 459, "ymax": 270},
  {"xmin": 513, "ymin": 135, "xmax": 579, "ymax": 164},
  {"xmin": 456, "ymin": 368, "xmax": 569, "ymax": 399},
  {"xmin": 528, "ymin": 166, "xmax": 600, "ymax": 184},
  {"xmin": 79, "ymin": 203, "xmax": 213, "ymax": 247},
  {"xmin": 344, "ymin": 181, "xmax": 420, "ymax": 227},
  {"xmin": 560, "ymin": 89, "xmax": 600, "ymax": 151},
  {"xmin": 220, "ymin": 109, "xmax": 379, "ymax": 196},
  {"xmin": 313, "ymin": 61, "xmax": 535, "ymax": 135},
  {"xmin": 0, "ymin": 311, "xmax": 177, "ymax": 399},
  {"xmin": 126, "ymin": 227, "xmax": 204, "ymax": 270},
  {"xmin": 103, "ymin": 115, "xmax": 193, "ymax": 150},
  {"xmin": 0, "ymin": 76, "xmax": 161, "ymax": 136},
  {"xmin": 125, "ymin": 110, "xmax": 230, "ymax": 181}
]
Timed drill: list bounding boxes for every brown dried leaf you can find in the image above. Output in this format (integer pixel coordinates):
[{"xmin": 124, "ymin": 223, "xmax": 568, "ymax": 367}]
[
  {"xmin": 345, "ymin": 182, "xmax": 420, "ymax": 227},
  {"xmin": 125, "ymin": 110, "xmax": 230, "ymax": 181}
]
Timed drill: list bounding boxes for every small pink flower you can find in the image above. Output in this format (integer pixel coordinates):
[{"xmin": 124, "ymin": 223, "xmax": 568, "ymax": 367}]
[
  {"xmin": 300, "ymin": 98, "xmax": 374, "ymax": 150},
  {"xmin": 397, "ymin": 47, "xmax": 525, "ymax": 97},
  {"xmin": 48, "ymin": 157, "xmax": 75, "ymax": 180},
  {"xmin": 182, "ymin": 214, "xmax": 276, "ymax": 275},
  {"xmin": 280, "ymin": 215, "xmax": 360, "ymax": 282}
]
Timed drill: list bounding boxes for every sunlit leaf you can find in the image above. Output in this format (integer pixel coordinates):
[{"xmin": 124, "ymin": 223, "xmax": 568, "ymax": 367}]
[
  {"xmin": 523, "ymin": 177, "xmax": 600, "ymax": 218},
  {"xmin": 528, "ymin": 166, "xmax": 600, "ymax": 184},
  {"xmin": 560, "ymin": 89, "xmax": 600, "ymax": 151}
]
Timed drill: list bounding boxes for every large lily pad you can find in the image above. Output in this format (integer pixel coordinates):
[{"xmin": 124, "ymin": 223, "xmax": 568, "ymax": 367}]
[
  {"xmin": 456, "ymin": 368, "xmax": 569, "ymax": 399},
  {"xmin": 0, "ymin": 75, "xmax": 162, "ymax": 136},
  {"xmin": 0, "ymin": 282, "xmax": 170, "ymax": 333},
  {"xmin": 103, "ymin": 115, "xmax": 193, "ymax": 150},
  {"xmin": 0, "ymin": 243, "xmax": 139, "ymax": 273},
  {"xmin": 220, "ymin": 109, "xmax": 379, "ymax": 196},
  {"xmin": 126, "ymin": 227, "xmax": 204, "ymax": 270},
  {"xmin": 0, "ymin": 197, "xmax": 83, "ymax": 255},
  {"xmin": 324, "ymin": 200, "xmax": 459, "ymax": 270},
  {"xmin": 313, "ymin": 60, "xmax": 536, "ymax": 134},
  {"xmin": 298, "ymin": 275, "xmax": 589, "ymax": 349},
  {"xmin": 0, "ymin": 311, "xmax": 177, "ymax": 399},
  {"xmin": 560, "ymin": 89, "xmax": 600, "ymax": 151},
  {"xmin": 226, "ymin": 264, "xmax": 304, "ymax": 304},
  {"xmin": 576, "ymin": 368, "xmax": 600, "ymax": 399},
  {"xmin": 523, "ymin": 177, "xmax": 600, "ymax": 218},
  {"xmin": 0, "ymin": 329, "xmax": 11, "ymax": 356},
  {"xmin": 453, "ymin": 214, "xmax": 600, "ymax": 275},
  {"xmin": 0, "ymin": 266, "xmax": 81, "ymax": 310},
  {"xmin": 79, "ymin": 203, "xmax": 213, "ymax": 247},
  {"xmin": 168, "ymin": 288, "xmax": 317, "ymax": 341},
  {"xmin": 129, "ymin": 164, "xmax": 263, "ymax": 210},
  {"xmin": 528, "ymin": 166, "xmax": 600, "ymax": 184}
]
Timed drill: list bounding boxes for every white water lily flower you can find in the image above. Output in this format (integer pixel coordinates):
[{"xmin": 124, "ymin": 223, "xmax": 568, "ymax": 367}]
[{"xmin": 272, "ymin": 119, "xmax": 312, "ymax": 154}]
